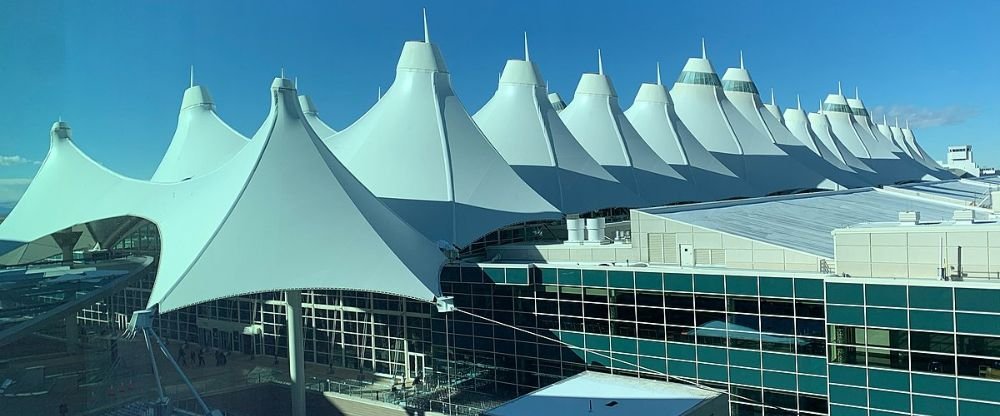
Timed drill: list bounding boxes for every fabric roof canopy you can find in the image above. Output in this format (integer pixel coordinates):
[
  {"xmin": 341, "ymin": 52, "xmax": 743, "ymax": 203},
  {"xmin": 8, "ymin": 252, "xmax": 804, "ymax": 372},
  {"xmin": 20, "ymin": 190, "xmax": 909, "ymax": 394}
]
[{"xmin": 0, "ymin": 78, "xmax": 445, "ymax": 312}]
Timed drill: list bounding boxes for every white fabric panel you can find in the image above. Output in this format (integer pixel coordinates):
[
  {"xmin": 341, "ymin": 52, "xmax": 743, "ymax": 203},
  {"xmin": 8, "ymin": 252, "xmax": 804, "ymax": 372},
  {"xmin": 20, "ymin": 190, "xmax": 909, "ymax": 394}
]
[
  {"xmin": 784, "ymin": 108, "xmax": 862, "ymax": 176},
  {"xmin": 152, "ymin": 86, "xmax": 249, "ymax": 183},
  {"xmin": 474, "ymin": 59, "xmax": 639, "ymax": 213},
  {"xmin": 300, "ymin": 95, "xmax": 338, "ymax": 139},
  {"xmin": 0, "ymin": 79, "xmax": 445, "ymax": 312},
  {"xmin": 328, "ymin": 41, "xmax": 559, "ymax": 246}
]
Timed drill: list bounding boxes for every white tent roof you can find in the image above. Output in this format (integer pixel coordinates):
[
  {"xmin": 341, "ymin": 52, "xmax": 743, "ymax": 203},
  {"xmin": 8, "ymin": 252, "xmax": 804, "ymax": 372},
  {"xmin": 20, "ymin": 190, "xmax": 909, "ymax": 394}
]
[
  {"xmin": 849, "ymin": 93, "xmax": 948, "ymax": 180},
  {"xmin": 623, "ymin": 64, "xmax": 748, "ymax": 202},
  {"xmin": 559, "ymin": 51, "xmax": 695, "ymax": 206},
  {"xmin": 902, "ymin": 123, "xmax": 945, "ymax": 169},
  {"xmin": 668, "ymin": 45, "xmax": 828, "ymax": 195},
  {"xmin": 783, "ymin": 100, "xmax": 871, "ymax": 184},
  {"xmin": 299, "ymin": 95, "xmax": 338, "ymax": 139},
  {"xmin": 473, "ymin": 39, "xmax": 640, "ymax": 213},
  {"xmin": 763, "ymin": 89, "xmax": 783, "ymax": 122},
  {"xmin": 0, "ymin": 78, "xmax": 445, "ymax": 312},
  {"xmin": 151, "ymin": 84, "xmax": 248, "ymax": 182},
  {"xmin": 720, "ymin": 64, "xmax": 863, "ymax": 189},
  {"xmin": 547, "ymin": 92, "xmax": 566, "ymax": 112},
  {"xmin": 326, "ymin": 24, "xmax": 559, "ymax": 247}
]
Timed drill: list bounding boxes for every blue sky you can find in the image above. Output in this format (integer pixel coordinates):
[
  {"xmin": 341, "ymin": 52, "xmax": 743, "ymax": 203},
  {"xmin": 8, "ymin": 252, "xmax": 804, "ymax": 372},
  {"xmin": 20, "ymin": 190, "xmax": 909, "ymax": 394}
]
[{"xmin": 0, "ymin": 1, "xmax": 997, "ymax": 206}]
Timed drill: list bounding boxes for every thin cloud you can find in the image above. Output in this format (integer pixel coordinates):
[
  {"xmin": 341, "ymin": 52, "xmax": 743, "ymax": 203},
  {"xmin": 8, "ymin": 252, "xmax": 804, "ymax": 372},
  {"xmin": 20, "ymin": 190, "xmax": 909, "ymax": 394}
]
[
  {"xmin": 871, "ymin": 105, "xmax": 978, "ymax": 129},
  {"xmin": 0, "ymin": 178, "xmax": 31, "ymax": 207},
  {"xmin": 0, "ymin": 155, "xmax": 39, "ymax": 166}
]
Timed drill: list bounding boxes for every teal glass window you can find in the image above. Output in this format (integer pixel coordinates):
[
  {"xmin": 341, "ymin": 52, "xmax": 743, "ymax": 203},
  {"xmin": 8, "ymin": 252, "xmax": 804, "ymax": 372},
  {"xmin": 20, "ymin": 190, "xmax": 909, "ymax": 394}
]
[
  {"xmin": 959, "ymin": 400, "xmax": 1000, "ymax": 415},
  {"xmin": 798, "ymin": 375, "xmax": 827, "ymax": 395},
  {"xmin": 698, "ymin": 363, "xmax": 728, "ymax": 382},
  {"xmin": 664, "ymin": 273, "xmax": 693, "ymax": 292},
  {"xmin": 829, "ymin": 385, "xmax": 868, "ymax": 407},
  {"xmin": 697, "ymin": 345, "xmax": 727, "ymax": 364},
  {"xmin": 850, "ymin": 107, "xmax": 870, "ymax": 117},
  {"xmin": 585, "ymin": 334, "xmax": 610, "ymax": 351},
  {"xmin": 694, "ymin": 274, "xmax": 724, "ymax": 293},
  {"xmin": 556, "ymin": 331, "xmax": 584, "ymax": 348},
  {"xmin": 539, "ymin": 267, "xmax": 558, "ymax": 284},
  {"xmin": 638, "ymin": 356, "xmax": 666, "ymax": 374},
  {"xmin": 726, "ymin": 275, "xmax": 758, "ymax": 296},
  {"xmin": 912, "ymin": 395, "xmax": 956, "ymax": 416},
  {"xmin": 761, "ymin": 352, "xmax": 796, "ymax": 372},
  {"xmin": 634, "ymin": 272, "xmax": 663, "ymax": 291},
  {"xmin": 827, "ymin": 282, "xmax": 864, "ymax": 305},
  {"xmin": 955, "ymin": 288, "xmax": 1000, "ymax": 313},
  {"xmin": 868, "ymin": 368, "xmax": 909, "ymax": 390},
  {"xmin": 865, "ymin": 284, "xmax": 907, "ymax": 307},
  {"xmin": 637, "ymin": 339, "xmax": 666, "ymax": 356},
  {"xmin": 910, "ymin": 310, "xmax": 954, "ymax": 332},
  {"xmin": 869, "ymin": 389, "xmax": 911, "ymax": 413},
  {"xmin": 866, "ymin": 307, "xmax": 908, "ymax": 329},
  {"xmin": 798, "ymin": 356, "xmax": 827, "ymax": 376},
  {"xmin": 587, "ymin": 351, "xmax": 611, "ymax": 367},
  {"xmin": 482, "ymin": 267, "xmax": 504, "ymax": 283},
  {"xmin": 676, "ymin": 71, "xmax": 721, "ymax": 87},
  {"xmin": 722, "ymin": 79, "xmax": 759, "ymax": 94},
  {"xmin": 957, "ymin": 313, "xmax": 1000, "ymax": 336},
  {"xmin": 730, "ymin": 349, "xmax": 761, "ymax": 368},
  {"xmin": 667, "ymin": 342, "xmax": 696, "ymax": 360},
  {"xmin": 909, "ymin": 286, "xmax": 953, "ymax": 310},
  {"xmin": 730, "ymin": 367, "xmax": 762, "ymax": 386},
  {"xmin": 582, "ymin": 269, "xmax": 607, "ymax": 287},
  {"xmin": 794, "ymin": 278, "xmax": 824, "ymax": 300},
  {"xmin": 506, "ymin": 267, "xmax": 528, "ymax": 284},
  {"xmin": 827, "ymin": 305, "xmax": 865, "ymax": 325},
  {"xmin": 829, "ymin": 364, "xmax": 867, "ymax": 386},
  {"xmin": 608, "ymin": 270, "xmax": 633, "ymax": 289},
  {"xmin": 611, "ymin": 336, "xmax": 637, "ymax": 354},
  {"xmin": 823, "ymin": 102, "xmax": 853, "ymax": 113},
  {"xmin": 830, "ymin": 405, "xmax": 868, "ymax": 416},
  {"xmin": 762, "ymin": 370, "xmax": 796, "ymax": 390},
  {"xmin": 558, "ymin": 268, "xmax": 582, "ymax": 286},
  {"xmin": 668, "ymin": 359, "xmax": 696, "ymax": 377},
  {"xmin": 612, "ymin": 352, "xmax": 638, "ymax": 371},
  {"xmin": 958, "ymin": 378, "xmax": 1000, "ymax": 402},
  {"xmin": 912, "ymin": 373, "xmax": 956, "ymax": 396},
  {"xmin": 759, "ymin": 276, "xmax": 793, "ymax": 297}
]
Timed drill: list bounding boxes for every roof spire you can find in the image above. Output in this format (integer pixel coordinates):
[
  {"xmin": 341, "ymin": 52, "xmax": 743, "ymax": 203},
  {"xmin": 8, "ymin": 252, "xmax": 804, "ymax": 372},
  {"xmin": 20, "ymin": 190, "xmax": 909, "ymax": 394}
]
[
  {"xmin": 895, "ymin": 116, "xmax": 899, "ymax": 127},
  {"xmin": 819, "ymin": 99, "xmax": 824, "ymax": 113},
  {"xmin": 422, "ymin": 8, "xmax": 430, "ymax": 43},
  {"xmin": 189, "ymin": 65, "xmax": 194, "ymax": 88},
  {"xmin": 837, "ymin": 81, "xmax": 842, "ymax": 96},
  {"xmin": 854, "ymin": 86, "xmax": 860, "ymax": 100},
  {"xmin": 883, "ymin": 113, "xmax": 887, "ymax": 125},
  {"xmin": 597, "ymin": 49, "xmax": 604, "ymax": 75},
  {"xmin": 294, "ymin": 77, "xmax": 298, "ymax": 89},
  {"xmin": 280, "ymin": 67, "xmax": 285, "ymax": 79},
  {"xmin": 523, "ymin": 32, "xmax": 530, "ymax": 61},
  {"xmin": 796, "ymin": 94, "xmax": 801, "ymax": 110},
  {"xmin": 906, "ymin": 119, "xmax": 910, "ymax": 129},
  {"xmin": 656, "ymin": 62, "xmax": 662, "ymax": 85},
  {"xmin": 739, "ymin": 50, "xmax": 744, "ymax": 69},
  {"xmin": 546, "ymin": 80, "xmax": 549, "ymax": 92},
  {"xmin": 770, "ymin": 88, "xmax": 775, "ymax": 105},
  {"xmin": 701, "ymin": 38, "xmax": 707, "ymax": 59},
  {"xmin": 377, "ymin": 86, "xmax": 382, "ymax": 101}
]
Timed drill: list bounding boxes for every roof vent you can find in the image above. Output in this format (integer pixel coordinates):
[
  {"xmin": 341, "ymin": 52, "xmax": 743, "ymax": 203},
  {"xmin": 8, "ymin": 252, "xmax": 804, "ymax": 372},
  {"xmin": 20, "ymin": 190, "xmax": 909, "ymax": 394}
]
[
  {"xmin": 953, "ymin": 210, "xmax": 975, "ymax": 224},
  {"xmin": 605, "ymin": 401, "xmax": 619, "ymax": 407},
  {"xmin": 898, "ymin": 211, "xmax": 920, "ymax": 226}
]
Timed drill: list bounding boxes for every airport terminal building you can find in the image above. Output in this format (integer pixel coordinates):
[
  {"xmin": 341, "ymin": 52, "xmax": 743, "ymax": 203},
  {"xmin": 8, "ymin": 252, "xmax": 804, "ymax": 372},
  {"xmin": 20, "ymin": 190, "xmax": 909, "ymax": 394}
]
[{"xmin": 1, "ymin": 13, "xmax": 998, "ymax": 416}]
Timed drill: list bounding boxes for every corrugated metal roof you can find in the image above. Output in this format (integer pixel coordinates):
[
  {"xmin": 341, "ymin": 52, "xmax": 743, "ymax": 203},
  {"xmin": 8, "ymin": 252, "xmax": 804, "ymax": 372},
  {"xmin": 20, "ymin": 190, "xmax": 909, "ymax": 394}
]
[{"xmin": 642, "ymin": 188, "xmax": 975, "ymax": 258}]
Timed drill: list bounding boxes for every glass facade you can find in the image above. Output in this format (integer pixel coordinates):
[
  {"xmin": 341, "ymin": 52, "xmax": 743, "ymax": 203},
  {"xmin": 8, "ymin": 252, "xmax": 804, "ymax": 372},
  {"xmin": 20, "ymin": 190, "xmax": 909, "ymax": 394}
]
[
  {"xmin": 722, "ymin": 80, "xmax": 760, "ymax": 94},
  {"xmin": 677, "ymin": 71, "xmax": 722, "ymax": 87},
  {"xmin": 823, "ymin": 102, "xmax": 853, "ymax": 113}
]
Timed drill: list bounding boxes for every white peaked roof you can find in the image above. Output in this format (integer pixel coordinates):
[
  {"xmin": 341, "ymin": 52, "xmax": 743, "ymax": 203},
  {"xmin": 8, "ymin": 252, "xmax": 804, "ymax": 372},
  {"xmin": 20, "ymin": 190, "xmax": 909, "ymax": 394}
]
[
  {"xmin": 299, "ymin": 95, "xmax": 338, "ymax": 139},
  {"xmin": 547, "ymin": 92, "xmax": 566, "ymax": 112},
  {"xmin": 877, "ymin": 116, "xmax": 919, "ymax": 159},
  {"xmin": 901, "ymin": 122, "xmax": 946, "ymax": 169},
  {"xmin": 783, "ymin": 99, "xmax": 872, "ymax": 185},
  {"xmin": 763, "ymin": 89, "xmax": 782, "ymax": 122},
  {"xmin": 845, "ymin": 92, "xmax": 946, "ymax": 181},
  {"xmin": 559, "ymin": 51, "xmax": 695, "ymax": 206},
  {"xmin": 0, "ymin": 78, "xmax": 445, "ymax": 312},
  {"xmin": 326, "ymin": 24, "xmax": 559, "ymax": 247},
  {"xmin": 151, "ymin": 84, "xmax": 248, "ymax": 182},
  {"xmin": 624, "ymin": 64, "xmax": 747, "ymax": 201},
  {"xmin": 720, "ymin": 63, "xmax": 862, "ymax": 189},
  {"xmin": 473, "ymin": 39, "xmax": 640, "ymax": 213},
  {"xmin": 669, "ymin": 44, "xmax": 827, "ymax": 195},
  {"xmin": 805, "ymin": 109, "xmax": 882, "ymax": 182}
]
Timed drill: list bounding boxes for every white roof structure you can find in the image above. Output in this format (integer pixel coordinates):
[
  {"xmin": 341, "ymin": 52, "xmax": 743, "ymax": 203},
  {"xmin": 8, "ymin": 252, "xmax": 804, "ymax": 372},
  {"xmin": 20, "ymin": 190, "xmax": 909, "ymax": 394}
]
[
  {"xmin": 763, "ymin": 89, "xmax": 782, "ymax": 122},
  {"xmin": 876, "ymin": 114, "xmax": 912, "ymax": 156},
  {"xmin": 559, "ymin": 51, "xmax": 695, "ymax": 206},
  {"xmin": 151, "ymin": 80, "xmax": 248, "ymax": 183},
  {"xmin": 326, "ymin": 17, "xmax": 560, "ymax": 247},
  {"xmin": 669, "ymin": 42, "xmax": 833, "ymax": 195},
  {"xmin": 473, "ymin": 36, "xmax": 640, "ymax": 213},
  {"xmin": 901, "ymin": 119, "xmax": 946, "ymax": 169},
  {"xmin": 624, "ymin": 63, "xmax": 748, "ymax": 201},
  {"xmin": 848, "ymin": 93, "xmax": 950, "ymax": 179},
  {"xmin": 822, "ymin": 85, "xmax": 934, "ymax": 183},
  {"xmin": 783, "ymin": 97, "xmax": 874, "ymax": 186},
  {"xmin": 805, "ymin": 103, "xmax": 881, "ymax": 182},
  {"xmin": 644, "ymin": 187, "xmax": 980, "ymax": 258},
  {"xmin": 299, "ymin": 94, "xmax": 337, "ymax": 139},
  {"xmin": 485, "ymin": 371, "xmax": 724, "ymax": 416},
  {"xmin": 0, "ymin": 77, "xmax": 445, "ymax": 312},
  {"xmin": 720, "ymin": 58, "xmax": 865, "ymax": 189}
]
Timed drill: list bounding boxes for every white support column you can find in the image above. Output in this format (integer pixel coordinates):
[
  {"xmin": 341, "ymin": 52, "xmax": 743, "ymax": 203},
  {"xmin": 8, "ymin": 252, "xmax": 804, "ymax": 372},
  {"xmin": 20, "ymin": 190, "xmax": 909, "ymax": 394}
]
[{"xmin": 286, "ymin": 290, "xmax": 306, "ymax": 416}]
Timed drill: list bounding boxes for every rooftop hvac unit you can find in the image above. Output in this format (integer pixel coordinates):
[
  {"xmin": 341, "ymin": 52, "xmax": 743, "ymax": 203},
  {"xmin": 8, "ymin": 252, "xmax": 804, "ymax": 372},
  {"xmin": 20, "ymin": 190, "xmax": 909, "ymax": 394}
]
[
  {"xmin": 585, "ymin": 218, "xmax": 607, "ymax": 244},
  {"xmin": 898, "ymin": 211, "xmax": 920, "ymax": 225},
  {"xmin": 953, "ymin": 210, "xmax": 975, "ymax": 224},
  {"xmin": 566, "ymin": 217, "xmax": 585, "ymax": 244}
]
